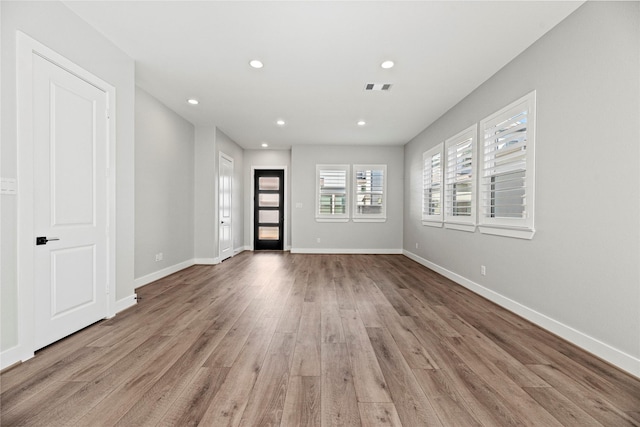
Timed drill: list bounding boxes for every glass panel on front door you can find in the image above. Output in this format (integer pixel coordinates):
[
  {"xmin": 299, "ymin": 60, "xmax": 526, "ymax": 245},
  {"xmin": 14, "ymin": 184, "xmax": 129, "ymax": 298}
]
[
  {"xmin": 259, "ymin": 210, "xmax": 279, "ymax": 223},
  {"xmin": 258, "ymin": 193, "xmax": 279, "ymax": 207},
  {"xmin": 259, "ymin": 177, "xmax": 280, "ymax": 191},
  {"xmin": 259, "ymin": 227, "xmax": 279, "ymax": 240}
]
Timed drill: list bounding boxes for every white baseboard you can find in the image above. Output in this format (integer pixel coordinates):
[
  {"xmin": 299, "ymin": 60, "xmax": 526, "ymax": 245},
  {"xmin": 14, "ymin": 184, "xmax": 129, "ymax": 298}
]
[
  {"xmin": 402, "ymin": 250, "xmax": 640, "ymax": 379},
  {"xmin": 115, "ymin": 294, "xmax": 137, "ymax": 313},
  {"xmin": 234, "ymin": 246, "xmax": 250, "ymax": 255},
  {"xmin": 291, "ymin": 248, "xmax": 403, "ymax": 254},
  {"xmin": 194, "ymin": 258, "xmax": 219, "ymax": 265},
  {"xmin": 1, "ymin": 345, "xmax": 34, "ymax": 371},
  {"xmin": 134, "ymin": 259, "xmax": 195, "ymax": 288}
]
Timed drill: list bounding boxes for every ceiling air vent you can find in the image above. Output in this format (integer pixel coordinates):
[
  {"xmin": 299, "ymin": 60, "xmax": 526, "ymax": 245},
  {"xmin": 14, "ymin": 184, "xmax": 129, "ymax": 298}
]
[{"xmin": 365, "ymin": 83, "xmax": 393, "ymax": 91}]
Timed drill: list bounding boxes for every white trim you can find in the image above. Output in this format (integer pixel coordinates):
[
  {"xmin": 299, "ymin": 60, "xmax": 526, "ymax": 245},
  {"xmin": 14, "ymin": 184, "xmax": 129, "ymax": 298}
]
[
  {"xmin": 115, "ymin": 294, "xmax": 137, "ymax": 314},
  {"xmin": 422, "ymin": 143, "xmax": 444, "ymax": 224},
  {"xmin": 352, "ymin": 164, "xmax": 387, "ymax": 222},
  {"xmin": 1, "ymin": 345, "xmax": 34, "ymax": 371},
  {"xmin": 194, "ymin": 257, "xmax": 219, "ymax": 265},
  {"xmin": 444, "ymin": 222, "xmax": 476, "ymax": 232},
  {"xmin": 316, "ymin": 164, "xmax": 350, "ymax": 221},
  {"xmin": 14, "ymin": 32, "xmax": 117, "ymax": 369},
  {"xmin": 250, "ymin": 165, "xmax": 288, "ymax": 251},
  {"xmin": 478, "ymin": 225, "xmax": 535, "ymax": 240},
  {"xmin": 402, "ymin": 250, "xmax": 640, "ymax": 379},
  {"xmin": 291, "ymin": 248, "xmax": 403, "ymax": 254},
  {"xmin": 133, "ymin": 259, "xmax": 195, "ymax": 288},
  {"xmin": 218, "ymin": 152, "xmax": 234, "ymax": 262},
  {"xmin": 478, "ymin": 91, "xmax": 536, "ymax": 236},
  {"xmin": 444, "ymin": 124, "xmax": 477, "ymax": 228},
  {"xmin": 422, "ymin": 220, "xmax": 443, "ymax": 228},
  {"xmin": 316, "ymin": 218, "xmax": 349, "ymax": 223}
]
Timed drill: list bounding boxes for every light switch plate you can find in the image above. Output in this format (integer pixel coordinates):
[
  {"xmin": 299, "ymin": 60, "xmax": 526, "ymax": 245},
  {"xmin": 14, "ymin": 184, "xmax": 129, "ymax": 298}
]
[{"xmin": 1, "ymin": 178, "xmax": 17, "ymax": 195}]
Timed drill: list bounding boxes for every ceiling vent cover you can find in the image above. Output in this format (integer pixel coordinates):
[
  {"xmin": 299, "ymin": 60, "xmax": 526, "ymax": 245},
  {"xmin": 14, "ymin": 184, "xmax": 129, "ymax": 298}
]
[{"xmin": 365, "ymin": 83, "xmax": 393, "ymax": 91}]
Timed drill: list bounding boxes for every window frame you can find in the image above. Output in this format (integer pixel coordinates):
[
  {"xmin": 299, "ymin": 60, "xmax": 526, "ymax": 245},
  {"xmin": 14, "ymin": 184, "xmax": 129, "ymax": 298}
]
[
  {"xmin": 316, "ymin": 164, "xmax": 350, "ymax": 222},
  {"xmin": 352, "ymin": 164, "xmax": 387, "ymax": 223},
  {"xmin": 422, "ymin": 143, "xmax": 444, "ymax": 227},
  {"xmin": 444, "ymin": 124, "xmax": 477, "ymax": 232},
  {"xmin": 478, "ymin": 91, "xmax": 536, "ymax": 239}
]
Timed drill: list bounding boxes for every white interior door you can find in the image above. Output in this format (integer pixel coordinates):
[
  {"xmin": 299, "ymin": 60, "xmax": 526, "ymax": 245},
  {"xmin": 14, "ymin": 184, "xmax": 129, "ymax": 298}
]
[
  {"xmin": 219, "ymin": 153, "xmax": 233, "ymax": 262},
  {"xmin": 33, "ymin": 54, "xmax": 109, "ymax": 349}
]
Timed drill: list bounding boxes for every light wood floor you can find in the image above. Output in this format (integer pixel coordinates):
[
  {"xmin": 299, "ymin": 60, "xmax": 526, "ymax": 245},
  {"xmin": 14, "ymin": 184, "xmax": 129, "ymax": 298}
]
[{"xmin": 2, "ymin": 252, "xmax": 639, "ymax": 426}]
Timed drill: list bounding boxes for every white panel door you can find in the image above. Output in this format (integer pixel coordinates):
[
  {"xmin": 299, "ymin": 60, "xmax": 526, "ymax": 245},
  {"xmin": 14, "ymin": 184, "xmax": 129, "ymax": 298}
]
[
  {"xmin": 33, "ymin": 54, "xmax": 108, "ymax": 349},
  {"xmin": 219, "ymin": 153, "xmax": 233, "ymax": 262}
]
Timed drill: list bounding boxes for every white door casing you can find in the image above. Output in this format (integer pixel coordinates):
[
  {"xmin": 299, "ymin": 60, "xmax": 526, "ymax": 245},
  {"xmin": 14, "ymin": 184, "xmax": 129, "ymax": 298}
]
[
  {"xmin": 15, "ymin": 32, "xmax": 116, "ymax": 364},
  {"xmin": 219, "ymin": 153, "xmax": 233, "ymax": 262}
]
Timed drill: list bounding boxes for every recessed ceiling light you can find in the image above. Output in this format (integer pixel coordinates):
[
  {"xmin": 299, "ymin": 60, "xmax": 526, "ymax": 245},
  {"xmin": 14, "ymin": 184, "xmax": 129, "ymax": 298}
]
[
  {"xmin": 261, "ymin": 143, "xmax": 269, "ymax": 148},
  {"xmin": 187, "ymin": 99, "xmax": 199, "ymax": 105},
  {"xmin": 276, "ymin": 119, "xmax": 285, "ymax": 126},
  {"xmin": 357, "ymin": 120, "xmax": 366, "ymax": 126},
  {"xmin": 249, "ymin": 60, "xmax": 264, "ymax": 69},
  {"xmin": 381, "ymin": 60, "xmax": 394, "ymax": 69}
]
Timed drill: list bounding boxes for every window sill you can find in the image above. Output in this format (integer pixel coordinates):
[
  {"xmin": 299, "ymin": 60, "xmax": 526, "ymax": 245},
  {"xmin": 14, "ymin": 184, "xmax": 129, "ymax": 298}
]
[
  {"xmin": 478, "ymin": 225, "xmax": 535, "ymax": 240},
  {"xmin": 353, "ymin": 218, "xmax": 386, "ymax": 223},
  {"xmin": 422, "ymin": 220, "xmax": 443, "ymax": 228},
  {"xmin": 444, "ymin": 222, "xmax": 476, "ymax": 232},
  {"xmin": 316, "ymin": 217, "xmax": 349, "ymax": 223}
]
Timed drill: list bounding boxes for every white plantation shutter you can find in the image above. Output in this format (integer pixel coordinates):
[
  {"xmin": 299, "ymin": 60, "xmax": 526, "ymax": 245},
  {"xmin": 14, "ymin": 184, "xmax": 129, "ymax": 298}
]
[
  {"xmin": 479, "ymin": 91, "xmax": 536, "ymax": 239},
  {"xmin": 444, "ymin": 125, "xmax": 476, "ymax": 231},
  {"xmin": 353, "ymin": 165, "xmax": 387, "ymax": 222},
  {"xmin": 422, "ymin": 143, "xmax": 443, "ymax": 226},
  {"xmin": 316, "ymin": 165, "xmax": 349, "ymax": 221}
]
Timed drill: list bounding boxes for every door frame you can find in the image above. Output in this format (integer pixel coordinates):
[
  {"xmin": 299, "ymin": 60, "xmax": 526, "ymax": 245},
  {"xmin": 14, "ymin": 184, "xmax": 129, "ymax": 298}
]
[
  {"xmin": 15, "ymin": 32, "xmax": 117, "ymax": 363},
  {"xmin": 250, "ymin": 165, "xmax": 288, "ymax": 251},
  {"xmin": 218, "ymin": 152, "xmax": 234, "ymax": 262},
  {"xmin": 253, "ymin": 169, "xmax": 284, "ymax": 250}
]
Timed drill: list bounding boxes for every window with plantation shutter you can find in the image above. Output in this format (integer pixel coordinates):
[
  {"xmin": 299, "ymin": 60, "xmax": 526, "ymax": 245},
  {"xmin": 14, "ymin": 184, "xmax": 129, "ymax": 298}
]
[
  {"xmin": 422, "ymin": 143, "xmax": 443, "ymax": 226},
  {"xmin": 444, "ymin": 125, "xmax": 477, "ymax": 232},
  {"xmin": 353, "ymin": 165, "xmax": 387, "ymax": 222},
  {"xmin": 479, "ymin": 91, "xmax": 536, "ymax": 239},
  {"xmin": 316, "ymin": 165, "xmax": 349, "ymax": 222}
]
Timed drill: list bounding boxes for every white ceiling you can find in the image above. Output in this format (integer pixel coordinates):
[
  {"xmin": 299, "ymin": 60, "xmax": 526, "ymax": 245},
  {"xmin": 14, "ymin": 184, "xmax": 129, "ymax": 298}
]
[{"xmin": 63, "ymin": 1, "xmax": 583, "ymax": 150}]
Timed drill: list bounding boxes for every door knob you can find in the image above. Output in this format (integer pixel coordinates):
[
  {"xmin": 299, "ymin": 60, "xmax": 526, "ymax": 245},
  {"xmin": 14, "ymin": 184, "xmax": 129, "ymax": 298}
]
[{"xmin": 36, "ymin": 236, "xmax": 60, "ymax": 245}]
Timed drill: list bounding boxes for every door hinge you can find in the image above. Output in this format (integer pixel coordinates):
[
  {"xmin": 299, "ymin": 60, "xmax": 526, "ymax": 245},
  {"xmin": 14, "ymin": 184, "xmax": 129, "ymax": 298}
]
[
  {"xmin": 106, "ymin": 282, "xmax": 110, "ymax": 294},
  {"xmin": 106, "ymin": 109, "xmax": 110, "ymax": 119}
]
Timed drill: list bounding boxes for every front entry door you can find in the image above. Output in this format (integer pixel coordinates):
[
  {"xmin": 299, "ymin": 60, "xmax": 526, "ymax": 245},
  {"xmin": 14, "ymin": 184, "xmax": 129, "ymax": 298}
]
[
  {"xmin": 254, "ymin": 170, "xmax": 284, "ymax": 250},
  {"xmin": 219, "ymin": 153, "xmax": 234, "ymax": 262},
  {"xmin": 33, "ymin": 53, "xmax": 109, "ymax": 349}
]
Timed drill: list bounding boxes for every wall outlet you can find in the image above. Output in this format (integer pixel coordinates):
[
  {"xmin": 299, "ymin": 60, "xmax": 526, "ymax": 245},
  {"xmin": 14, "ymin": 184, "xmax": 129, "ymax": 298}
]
[
  {"xmin": 316, "ymin": 238, "xmax": 321, "ymax": 243},
  {"xmin": 415, "ymin": 242, "xmax": 419, "ymax": 249},
  {"xmin": 481, "ymin": 265, "xmax": 486, "ymax": 276},
  {"xmin": 155, "ymin": 252, "xmax": 163, "ymax": 262}
]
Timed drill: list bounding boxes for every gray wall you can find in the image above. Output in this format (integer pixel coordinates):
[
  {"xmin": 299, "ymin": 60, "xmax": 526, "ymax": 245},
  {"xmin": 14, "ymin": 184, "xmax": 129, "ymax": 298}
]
[
  {"xmin": 135, "ymin": 87, "xmax": 195, "ymax": 278},
  {"xmin": 194, "ymin": 126, "xmax": 217, "ymax": 261},
  {"xmin": 243, "ymin": 149, "xmax": 292, "ymax": 250},
  {"xmin": 1, "ymin": 1, "xmax": 135, "ymax": 356},
  {"xmin": 291, "ymin": 145, "xmax": 403, "ymax": 252},
  {"xmin": 403, "ymin": 2, "xmax": 639, "ymax": 372},
  {"xmin": 216, "ymin": 129, "xmax": 245, "ymax": 255}
]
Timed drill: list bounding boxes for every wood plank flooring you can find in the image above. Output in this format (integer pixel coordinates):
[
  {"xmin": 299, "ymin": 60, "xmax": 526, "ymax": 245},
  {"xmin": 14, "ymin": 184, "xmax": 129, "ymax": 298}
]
[{"xmin": 2, "ymin": 252, "xmax": 639, "ymax": 426}]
